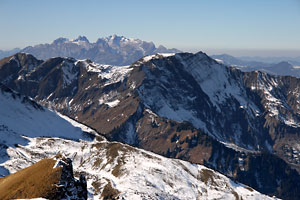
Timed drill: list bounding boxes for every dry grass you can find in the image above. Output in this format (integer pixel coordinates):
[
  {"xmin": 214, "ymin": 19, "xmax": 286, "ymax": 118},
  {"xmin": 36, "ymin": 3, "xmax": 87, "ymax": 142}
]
[
  {"xmin": 0, "ymin": 56, "xmax": 12, "ymax": 66},
  {"xmin": 232, "ymin": 191, "xmax": 240, "ymax": 200},
  {"xmin": 92, "ymin": 180, "xmax": 103, "ymax": 194},
  {"xmin": 101, "ymin": 180, "xmax": 120, "ymax": 200},
  {"xmin": 107, "ymin": 143, "xmax": 128, "ymax": 177},
  {"xmin": 0, "ymin": 158, "xmax": 62, "ymax": 200},
  {"xmin": 112, "ymin": 158, "xmax": 124, "ymax": 177},
  {"xmin": 245, "ymin": 186, "xmax": 254, "ymax": 192},
  {"xmin": 200, "ymin": 168, "xmax": 219, "ymax": 186}
]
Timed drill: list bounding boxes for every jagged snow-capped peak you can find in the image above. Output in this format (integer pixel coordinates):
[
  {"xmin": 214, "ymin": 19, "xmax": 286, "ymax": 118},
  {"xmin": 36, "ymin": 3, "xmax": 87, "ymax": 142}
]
[
  {"xmin": 72, "ymin": 35, "xmax": 89, "ymax": 43},
  {"xmin": 104, "ymin": 34, "xmax": 143, "ymax": 47}
]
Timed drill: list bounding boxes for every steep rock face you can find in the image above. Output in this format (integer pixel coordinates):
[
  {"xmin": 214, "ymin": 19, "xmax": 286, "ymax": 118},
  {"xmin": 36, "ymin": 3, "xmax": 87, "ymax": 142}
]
[
  {"xmin": 0, "ymin": 157, "xmax": 87, "ymax": 200},
  {"xmin": 1, "ymin": 52, "xmax": 300, "ymax": 199},
  {"xmin": 20, "ymin": 35, "xmax": 181, "ymax": 65},
  {"xmin": 54, "ymin": 156, "xmax": 88, "ymax": 200}
]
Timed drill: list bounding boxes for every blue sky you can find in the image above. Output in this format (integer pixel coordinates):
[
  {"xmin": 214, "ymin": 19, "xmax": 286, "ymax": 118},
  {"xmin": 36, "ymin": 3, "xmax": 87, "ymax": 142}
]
[{"xmin": 0, "ymin": 0, "xmax": 300, "ymax": 56}]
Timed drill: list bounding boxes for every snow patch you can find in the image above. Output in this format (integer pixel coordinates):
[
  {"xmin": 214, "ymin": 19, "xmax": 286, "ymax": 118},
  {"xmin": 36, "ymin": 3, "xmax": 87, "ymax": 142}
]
[
  {"xmin": 214, "ymin": 58, "xmax": 224, "ymax": 64},
  {"xmin": 105, "ymin": 99, "xmax": 120, "ymax": 108},
  {"xmin": 61, "ymin": 60, "xmax": 78, "ymax": 88},
  {"xmin": 143, "ymin": 53, "xmax": 175, "ymax": 62},
  {"xmin": 75, "ymin": 60, "xmax": 133, "ymax": 86}
]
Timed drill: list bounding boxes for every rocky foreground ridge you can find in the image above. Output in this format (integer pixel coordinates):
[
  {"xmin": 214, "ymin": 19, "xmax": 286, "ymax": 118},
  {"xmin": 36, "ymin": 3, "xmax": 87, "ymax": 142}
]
[{"xmin": 0, "ymin": 155, "xmax": 87, "ymax": 200}]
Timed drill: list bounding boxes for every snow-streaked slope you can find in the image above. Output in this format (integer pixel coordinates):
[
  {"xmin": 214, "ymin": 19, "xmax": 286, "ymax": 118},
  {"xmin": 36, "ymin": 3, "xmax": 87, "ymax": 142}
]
[
  {"xmin": 136, "ymin": 52, "xmax": 261, "ymax": 143},
  {"xmin": 0, "ymin": 84, "xmax": 95, "ymax": 176},
  {"xmin": 176, "ymin": 53, "xmax": 259, "ymax": 111},
  {"xmin": 134, "ymin": 52, "xmax": 300, "ymax": 154},
  {"xmin": 0, "ymin": 85, "xmax": 94, "ymax": 141},
  {"xmin": 0, "ymin": 84, "xmax": 276, "ymax": 200},
  {"xmin": 3, "ymin": 137, "xmax": 276, "ymax": 200}
]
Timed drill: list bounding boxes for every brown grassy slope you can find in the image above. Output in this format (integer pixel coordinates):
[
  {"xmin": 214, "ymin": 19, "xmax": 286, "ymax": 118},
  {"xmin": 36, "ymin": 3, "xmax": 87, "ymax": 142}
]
[
  {"xmin": 136, "ymin": 111, "xmax": 212, "ymax": 163},
  {"xmin": 0, "ymin": 158, "xmax": 62, "ymax": 200},
  {"xmin": 0, "ymin": 55, "xmax": 12, "ymax": 66}
]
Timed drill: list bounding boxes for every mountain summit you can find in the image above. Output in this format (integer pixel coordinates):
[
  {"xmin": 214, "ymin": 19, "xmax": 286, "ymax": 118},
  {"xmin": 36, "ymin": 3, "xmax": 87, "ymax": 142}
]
[
  {"xmin": 72, "ymin": 35, "xmax": 90, "ymax": 43},
  {"xmin": 20, "ymin": 35, "xmax": 181, "ymax": 65}
]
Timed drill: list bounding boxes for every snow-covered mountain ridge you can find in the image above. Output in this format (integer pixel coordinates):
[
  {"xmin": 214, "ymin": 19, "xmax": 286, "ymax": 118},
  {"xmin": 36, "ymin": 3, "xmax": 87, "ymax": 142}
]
[
  {"xmin": 1, "ymin": 52, "xmax": 300, "ymax": 199},
  {"xmin": 0, "ymin": 82, "xmax": 275, "ymax": 200}
]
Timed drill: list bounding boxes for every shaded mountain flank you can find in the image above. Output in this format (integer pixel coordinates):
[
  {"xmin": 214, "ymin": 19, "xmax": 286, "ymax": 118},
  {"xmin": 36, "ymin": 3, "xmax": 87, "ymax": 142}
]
[{"xmin": 1, "ymin": 52, "xmax": 300, "ymax": 199}]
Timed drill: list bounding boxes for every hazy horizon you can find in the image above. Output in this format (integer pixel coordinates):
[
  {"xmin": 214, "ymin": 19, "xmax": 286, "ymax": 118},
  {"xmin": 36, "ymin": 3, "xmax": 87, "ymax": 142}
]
[
  {"xmin": 1, "ymin": 0, "xmax": 299, "ymax": 58},
  {"xmin": 1, "ymin": 35, "xmax": 300, "ymax": 58}
]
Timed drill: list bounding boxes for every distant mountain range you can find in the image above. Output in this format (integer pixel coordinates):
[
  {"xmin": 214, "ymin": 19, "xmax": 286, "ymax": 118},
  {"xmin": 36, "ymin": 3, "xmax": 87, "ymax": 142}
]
[
  {"xmin": 1, "ymin": 52, "xmax": 300, "ymax": 199},
  {"xmin": 0, "ymin": 48, "xmax": 20, "ymax": 59},
  {"xmin": 239, "ymin": 55, "xmax": 300, "ymax": 65},
  {"xmin": 0, "ymin": 35, "xmax": 180, "ymax": 65},
  {"xmin": 211, "ymin": 54, "xmax": 300, "ymax": 77},
  {"xmin": 212, "ymin": 54, "xmax": 300, "ymax": 66}
]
